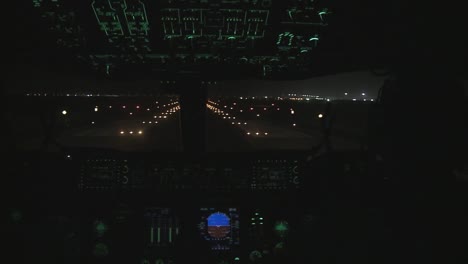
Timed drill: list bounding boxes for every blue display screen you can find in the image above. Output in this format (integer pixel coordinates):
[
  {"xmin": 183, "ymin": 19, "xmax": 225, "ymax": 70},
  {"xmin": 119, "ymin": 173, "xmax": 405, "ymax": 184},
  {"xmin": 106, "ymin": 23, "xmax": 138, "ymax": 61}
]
[{"xmin": 207, "ymin": 212, "xmax": 230, "ymax": 227}]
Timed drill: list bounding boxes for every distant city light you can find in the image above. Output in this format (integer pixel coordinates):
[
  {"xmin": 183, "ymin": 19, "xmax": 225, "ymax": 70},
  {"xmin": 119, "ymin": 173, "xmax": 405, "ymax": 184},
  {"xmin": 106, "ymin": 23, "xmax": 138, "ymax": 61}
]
[
  {"xmin": 129, "ymin": 131, "xmax": 134, "ymax": 134},
  {"xmin": 264, "ymin": 132, "xmax": 268, "ymax": 135},
  {"xmin": 345, "ymin": 93, "xmax": 348, "ymax": 95},
  {"xmin": 362, "ymin": 93, "xmax": 366, "ymax": 96},
  {"xmin": 256, "ymin": 132, "xmax": 260, "ymax": 135},
  {"xmin": 62, "ymin": 110, "xmax": 67, "ymax": 115},
  {"xmin": 91, "ymin": 121, "xmax": 95, "ymax": 124},
  {"xmin": 352, "ymin": 99, "xmax": 357, "ymax": 101},
  {"xmin": 94, "ymin": 107, "xmax": 99, "ymax": 112},
  {"xmin": 138, "ymin": 130, "xmax": 143, "ymax": 134},
  {"xmin": 120, "ymin": 131, "xmax": 124, "ymax": 134},
  {"xmin": 247, "ymin": 132, "xmax": 251, "ymax": 135},
  {"xmin": 318, "ymin": 114, "xmax": 323, "ymax": 118},
  {"xmin": 293, "ymin": 123, "xmax": 296, "ymax": 127}
]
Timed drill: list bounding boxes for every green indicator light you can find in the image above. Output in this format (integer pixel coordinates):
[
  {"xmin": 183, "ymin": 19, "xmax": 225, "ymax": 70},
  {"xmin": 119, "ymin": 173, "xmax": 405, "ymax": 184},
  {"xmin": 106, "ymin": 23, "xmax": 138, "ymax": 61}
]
[
  {"xmin": 93, "ymin": 243, "xmax": 109, "ymax": 257},
  {"xmin": 275, "ymin": 221, "xmax": 289, "ymax": 232},
  {"xmin": 234, "ymin": 257, "xmax": 240, "ymax": 261},
  {"xmin": 94, "ymin": 221, "xmax": 108, "ymax": 236}
]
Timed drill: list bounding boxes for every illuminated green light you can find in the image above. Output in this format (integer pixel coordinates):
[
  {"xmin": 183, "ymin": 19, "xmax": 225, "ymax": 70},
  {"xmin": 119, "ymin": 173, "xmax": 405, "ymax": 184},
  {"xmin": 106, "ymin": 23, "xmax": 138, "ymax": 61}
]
[
  {"xmin": 259, "ymin": 217, "xmax": 263, "ymax": 220},
  {"xmin": 93, "ymin": 243, "xmax": 109, "ymax": 257},
  {"xmin": 275, "ymin": 242, "xmax": 284, "ymax": 249},
  {"xmin": 94, "ymin": 221, "xmax": 108, "ymax": 236},
  {"xmin": 274, "ymin": 221, "xmax": 289, "ymax": 232},
  {"xmin": 234, "ymin": 257, "xmax": 240, "ymax": 261}
]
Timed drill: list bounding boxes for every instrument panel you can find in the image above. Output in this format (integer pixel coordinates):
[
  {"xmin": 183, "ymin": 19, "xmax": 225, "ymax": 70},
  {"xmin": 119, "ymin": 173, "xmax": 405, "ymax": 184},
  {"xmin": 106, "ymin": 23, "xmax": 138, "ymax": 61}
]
[
  {"xmin": 78, "ymin": 155, "xmax": 302, "ymax": 192},
  {"xmin": 28, "ymin": 0, "xmax": 332, "ymax": 77},
  {"xmin": 6, "ymin": 150, "xmax": 376, "ymax": 264}
]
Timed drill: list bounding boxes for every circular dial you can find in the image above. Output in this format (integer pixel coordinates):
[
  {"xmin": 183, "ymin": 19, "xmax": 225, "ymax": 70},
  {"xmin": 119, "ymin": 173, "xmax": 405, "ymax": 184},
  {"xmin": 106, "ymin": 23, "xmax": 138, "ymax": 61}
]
[{"xmin": 207, "ymin": 212, "xmax": 231, "ymax": 239}]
